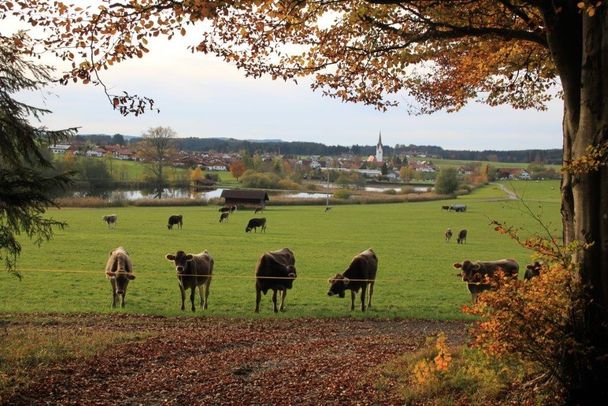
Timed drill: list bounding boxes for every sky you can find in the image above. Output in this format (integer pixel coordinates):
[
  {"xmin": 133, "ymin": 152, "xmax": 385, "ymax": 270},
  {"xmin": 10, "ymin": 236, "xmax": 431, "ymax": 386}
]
[{"xmin": 15, "ymin": 20, "xmax": 564, "ymax": 151}]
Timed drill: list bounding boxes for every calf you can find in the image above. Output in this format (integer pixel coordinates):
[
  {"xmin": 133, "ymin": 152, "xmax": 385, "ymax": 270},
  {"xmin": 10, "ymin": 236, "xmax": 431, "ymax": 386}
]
[
  {"xmin": 454, "ymin": 259, "xmax": 519, "ymax": 302},
  {"xmin": 167, "ymin": 214, "xmax": 183, "ymax": 230},
  {"xmin": 103, "ymin": 214, "xmax": 117, "ymax": 228},
  {"xmin": 165, "ymin": 250, "xmax": 213, "ymax": 311},
  {"xmin": 524, "ymin": 261, "xmax": 542, "ymax": 281},
  {"xmin": 445, "ymin": 228, "xmax": 453, "ymax": 242},
  {"xmin": 219, "ymin": 212, "xmax": 229, "ymax": 223},
  {"xmin": 457, "ymin": 229, "xmax": 467, "ymax": 244},
  {"xmin": 254, "ymin": 206, "xmax": 264, "ymax": 214},
  {"xmin": 246, "ymin": 217, "xmax": 267, "ymax": 233},
  {"xmin": 104, "ymin": 247, "xmax": 135, "ymax": 308},
  {"xmin": 328, "ymin": 248, "xmax": 378, "ymax": 312},
  {"xmin": 255, "ymin": 248, "xmax": 297, "ymax": 313}
]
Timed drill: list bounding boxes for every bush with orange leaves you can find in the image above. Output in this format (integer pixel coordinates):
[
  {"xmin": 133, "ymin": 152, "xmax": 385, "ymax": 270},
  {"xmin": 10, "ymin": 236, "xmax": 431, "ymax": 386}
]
[{"xmin": 463, "ymin": 220, "xmax": 588, "ymax": 393}]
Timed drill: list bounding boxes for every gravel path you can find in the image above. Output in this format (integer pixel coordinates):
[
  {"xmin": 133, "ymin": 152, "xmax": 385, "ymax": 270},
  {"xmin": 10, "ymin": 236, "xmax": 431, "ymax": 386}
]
[{"xmin": 5, "ymin": 315, "xmax": 470, "ymax": 405}]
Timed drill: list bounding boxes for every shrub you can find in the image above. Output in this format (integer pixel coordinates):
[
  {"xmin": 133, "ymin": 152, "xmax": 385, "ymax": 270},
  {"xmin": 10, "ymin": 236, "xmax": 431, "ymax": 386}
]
[
  {"xmin": 334, "ymin": 189, "xmax": 351, "ymax": 199},
  {"xmin": 278, "ymin": 179, "xmax": 301, "ymax": 191},
  {"xmin": 239, "ymin": 170, "xmax": 282, "ymax": 189}
]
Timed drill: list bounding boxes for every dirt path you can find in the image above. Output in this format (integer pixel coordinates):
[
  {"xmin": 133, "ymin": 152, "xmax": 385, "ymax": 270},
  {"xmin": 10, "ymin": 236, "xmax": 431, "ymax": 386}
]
[
  {"xmin": 493, "ymin": 182, "xmax": 519, "ymax": 200},
  {"xmin": 5, "ymin": 315, "xmax": 469, "ymax": 405}
]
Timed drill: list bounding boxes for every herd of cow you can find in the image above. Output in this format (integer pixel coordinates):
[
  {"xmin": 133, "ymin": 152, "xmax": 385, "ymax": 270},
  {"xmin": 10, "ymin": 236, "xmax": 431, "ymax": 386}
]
[
  {"xmin": 102, "ymin": 206, "xmax": 543, "ymax": 313},
  {"xmin": 104, "ymin": 244, "xmax": 378, "ymax": 313}
]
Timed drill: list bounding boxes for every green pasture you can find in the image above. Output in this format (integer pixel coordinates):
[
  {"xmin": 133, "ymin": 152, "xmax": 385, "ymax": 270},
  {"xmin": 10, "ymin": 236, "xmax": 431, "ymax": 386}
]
[
  {"xmin": 411, "ymin": 157, "xmax": 561, "ymax": 170},
  {"xmin": 0, "ymin": 181, "xmax": 561, "ymax": 319}
]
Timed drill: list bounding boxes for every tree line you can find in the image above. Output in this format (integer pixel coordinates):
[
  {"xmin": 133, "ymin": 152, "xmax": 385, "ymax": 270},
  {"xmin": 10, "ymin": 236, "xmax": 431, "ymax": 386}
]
[{"xmin": 78, "ymin": 134, "xmax": 562, "ymax": 164}]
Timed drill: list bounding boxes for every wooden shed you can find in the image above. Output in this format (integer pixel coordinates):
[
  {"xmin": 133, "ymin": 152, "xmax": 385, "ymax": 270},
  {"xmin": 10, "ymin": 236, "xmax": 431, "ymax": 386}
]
[{"xmin": 220, "ymin": 189, "xmax": 269, "ymax": 207}]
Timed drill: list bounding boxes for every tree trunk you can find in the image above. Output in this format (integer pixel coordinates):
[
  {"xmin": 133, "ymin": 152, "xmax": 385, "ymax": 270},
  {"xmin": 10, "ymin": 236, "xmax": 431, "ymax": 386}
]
[{"xmin": 549, "ymin": 5, "xmax": 608, "ymax": 402}]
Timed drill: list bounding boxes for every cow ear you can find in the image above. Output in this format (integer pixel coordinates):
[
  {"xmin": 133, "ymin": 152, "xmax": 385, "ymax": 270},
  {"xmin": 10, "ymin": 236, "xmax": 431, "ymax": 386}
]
[
  {"xmin": 453, "ymin": 262, "xmax": 462, "ymax": 269},
  {"xmin": 186, "ymin": 254, "xmax": 194, "ymax": 261},
  {"xmin": 165, "ymin": 254, "xmax": 175, "ymax": 261},
  {"xmin": 127, "ymin": 274, "xmax": 136, "ymax": 280},
  {"xmin": 343, "ymin": 277, "xmax": 350, "ymax": 286},
  {"xmin": 455, "ymin": 272, "xmax": 462, "ymax": 278}
]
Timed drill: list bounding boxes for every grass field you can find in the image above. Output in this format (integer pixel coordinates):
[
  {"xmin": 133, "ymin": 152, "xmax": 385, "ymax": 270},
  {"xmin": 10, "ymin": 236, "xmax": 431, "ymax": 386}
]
[{"xmin": 0, "ymin": 180, "xmax": 561, "ymax": 319}]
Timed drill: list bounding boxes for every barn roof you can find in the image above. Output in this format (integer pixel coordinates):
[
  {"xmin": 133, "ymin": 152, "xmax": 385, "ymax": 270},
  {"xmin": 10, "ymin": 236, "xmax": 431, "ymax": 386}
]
[{"xmin": 220, "ymin": 189, "xmax": 269, "ymax": 201}]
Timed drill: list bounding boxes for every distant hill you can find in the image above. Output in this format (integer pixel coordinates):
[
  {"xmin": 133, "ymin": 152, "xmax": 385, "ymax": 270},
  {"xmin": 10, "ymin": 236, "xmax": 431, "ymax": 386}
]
[{"xmin": 77, "ymin": 134, "xmax": 562, "ymax": 164}]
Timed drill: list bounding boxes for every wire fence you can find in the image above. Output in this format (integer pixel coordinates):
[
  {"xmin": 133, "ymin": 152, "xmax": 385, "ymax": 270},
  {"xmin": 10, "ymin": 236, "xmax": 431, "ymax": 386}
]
[{"xmin": 11, "ymin": 267, "xmax": 495, "ymax": 286}]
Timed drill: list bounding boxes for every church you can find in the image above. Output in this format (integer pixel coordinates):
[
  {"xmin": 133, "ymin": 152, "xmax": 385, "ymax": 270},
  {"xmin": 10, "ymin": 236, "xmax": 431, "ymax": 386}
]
[{"xmin": 366, "ymin": 132, "xmax": 384, "ymax": 164}]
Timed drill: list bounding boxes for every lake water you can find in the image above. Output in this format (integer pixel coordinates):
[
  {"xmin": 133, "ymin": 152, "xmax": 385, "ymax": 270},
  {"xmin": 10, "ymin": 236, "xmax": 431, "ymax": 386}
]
[{"xmin": 77, "ymin": 185, "xmax": 429, "ymax": 202}]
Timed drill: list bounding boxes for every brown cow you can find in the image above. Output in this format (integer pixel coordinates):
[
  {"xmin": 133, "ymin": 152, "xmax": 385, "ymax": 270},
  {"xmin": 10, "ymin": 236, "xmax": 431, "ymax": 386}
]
[
  {"xmin": 328, "ymin": 248, "xmax": 378, "ymax": 312},
  {"xmin": 524, "ymin": 261, "xmax": 542, "ymax": 281},
  {"xmin": 167, "ymin": 214, "xmax": 183, "ymax": 230},
  {"xmin": 103, "ymin": 214, "xmax": 117, "ymax": 228},
  {"xmin": 445, "ymin": 228, "xmax": 453, "ymax": 242},
  {"xmin": 165, "ymin": 250, "xmax": 213, "ymax": 311},
  {"xmin": 105, "ymin": 247, "xmax": 135, "ymax": 308},
  {"xmin": 219, "ymin": 212, "xmax": 229, "ymax": 223},
  {"xmin": 246, "ymin": 217, "xmax": 267, "ymax": 233},
  {"xmin": 457, "ymin": 229, "xmax": 467, "ymax": 244},
  {"xmin": 454, "ymin": 259, "xmax": 519, "ymax": 302},
  {"xmin": 254, "ymin": 248, "xmax": 297, "ymax": 313}
]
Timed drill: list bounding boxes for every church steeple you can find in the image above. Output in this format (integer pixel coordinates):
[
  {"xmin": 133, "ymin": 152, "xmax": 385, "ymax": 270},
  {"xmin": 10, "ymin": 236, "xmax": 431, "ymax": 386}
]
[{"xmin": 375, "ymin": 131, "xmax": 383, "ymax": 163}]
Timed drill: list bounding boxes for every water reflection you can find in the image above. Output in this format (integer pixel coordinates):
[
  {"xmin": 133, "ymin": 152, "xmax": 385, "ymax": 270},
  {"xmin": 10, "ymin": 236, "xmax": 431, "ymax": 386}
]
[{"xmin": 72, "ymin": 186, "xmax": 429, "ymax": 202}]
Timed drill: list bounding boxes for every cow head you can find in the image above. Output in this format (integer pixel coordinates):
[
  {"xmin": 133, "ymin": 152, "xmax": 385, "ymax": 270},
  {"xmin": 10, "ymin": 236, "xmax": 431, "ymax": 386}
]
[
  {"xmin": 245, "ymin": 225, "xmax": 252, "ymax": 232},
  {"xmin": 453, "ymin": 260, "xmax": 480, "ymax": 282},
  {"xmin": 327, "ymin": 273, "xmax": 349, "ymax": 298},
  {"xmin": 165, "ymin": 251, "xmax": 194, "ymax": 274}
]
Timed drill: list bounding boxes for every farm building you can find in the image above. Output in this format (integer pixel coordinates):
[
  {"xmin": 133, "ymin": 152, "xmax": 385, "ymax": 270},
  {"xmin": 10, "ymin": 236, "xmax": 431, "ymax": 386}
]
[{"xmin": 221, "ymin": 189, "xmax": 269, "ymax": 207}]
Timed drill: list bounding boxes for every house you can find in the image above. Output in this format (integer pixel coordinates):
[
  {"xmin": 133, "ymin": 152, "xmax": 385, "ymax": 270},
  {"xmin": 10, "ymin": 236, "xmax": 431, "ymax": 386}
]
[
  {"xmin": 86, "ymin": 148, "xmax": 105, "ymax": 158},
  {"xmin": 49, "ymin": 144, "xmax": 71, "ymax": 154},
  {"xmin": 220, "ymin": 189, "xmax": 270, "ymax": 207}
]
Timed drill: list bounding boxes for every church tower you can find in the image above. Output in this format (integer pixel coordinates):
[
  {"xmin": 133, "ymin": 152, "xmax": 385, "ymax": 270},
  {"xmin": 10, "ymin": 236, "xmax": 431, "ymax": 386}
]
[{"xmin": 375, "ymin": 131, "xmax": 383, "ymax": 163}]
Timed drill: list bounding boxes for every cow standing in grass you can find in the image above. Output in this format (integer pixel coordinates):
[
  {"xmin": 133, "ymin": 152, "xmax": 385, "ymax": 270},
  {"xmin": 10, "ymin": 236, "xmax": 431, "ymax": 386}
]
[
  {"xmin": 103, "ymin": 214, "xmax": 117, "ymax": 228},
  {"xmin": 167, "ymin": 214, "xmax": 183, "ymax": 230},
  {"xmin": 255, "ymin": 248, "xmax": 297, "ymax": 313},
  {"xmin": 165, "ymin": 250, "xmax": 214, "ymax": 311},
  {"xmin": 105, "ymin": 247, "xmax": 135, "ymax": 308},
  {"xmin": 454, "ymin": 259, "xmax": 519, "ymax": 302},
  {"xmin": 246, "ymin": 217, "xmax": 267, "ymax": 233},
  {"xmin": 219, "ymin": 212, "xmax": 229, "ymax": 223},
  {"xmin": 457, "ymin": 229, "xmax": 467, "ymax": 244},
  {"xmin": 328, "ymin": 248, "xmax": 378, "ymax": 312},
  {"xmin": 445, "ymin": 228, "xmax": 453, "ymax": 242}
]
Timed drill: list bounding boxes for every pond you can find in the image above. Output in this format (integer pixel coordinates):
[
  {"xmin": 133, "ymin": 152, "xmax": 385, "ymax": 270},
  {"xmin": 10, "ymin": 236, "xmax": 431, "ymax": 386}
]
[
  {"xmin": 72, "ymin": 185, "xmax": 431, "ymax": 202},
  {"xmin": 74, "ymin": 188, "xmax": 331, "ymax": 202}
]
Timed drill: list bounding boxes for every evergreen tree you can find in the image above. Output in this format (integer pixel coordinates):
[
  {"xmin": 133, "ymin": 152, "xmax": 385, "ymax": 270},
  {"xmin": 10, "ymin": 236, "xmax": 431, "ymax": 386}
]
[{"xmin": 0, "ymin": 32, "xmax": 74, "ymax": 277}]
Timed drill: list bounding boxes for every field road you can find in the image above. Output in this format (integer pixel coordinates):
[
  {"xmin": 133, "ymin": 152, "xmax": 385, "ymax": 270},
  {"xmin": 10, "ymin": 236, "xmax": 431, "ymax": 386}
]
[{"xmin": 4, "ymin": 315, "xmax": 470, "ymax": 405}]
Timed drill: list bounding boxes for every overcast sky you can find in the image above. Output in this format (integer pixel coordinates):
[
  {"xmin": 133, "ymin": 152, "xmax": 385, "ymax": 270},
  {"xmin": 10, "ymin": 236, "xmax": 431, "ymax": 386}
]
[{"xmin": 16, "ymin": 23, "xmax": 564, "ymax": 151}]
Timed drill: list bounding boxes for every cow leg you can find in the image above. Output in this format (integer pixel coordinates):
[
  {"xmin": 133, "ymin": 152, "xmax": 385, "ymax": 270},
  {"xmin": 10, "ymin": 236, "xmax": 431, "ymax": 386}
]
[
  {"xmin": 179, "ymin": 284, "xmax": 186, "ymax": 311},
  {"xmin": 255, "ymin": 289, "xmax": 261, "ymax": 313},
  {"xmin": 279, "ymin": 290, "xmax": 287, "ymax": 312},
  {"xmin": 361, "ymin": 285, "xmax": 367, "ymax": 312},
  {"xmin": 272, "ymin": 289, "xmax": 278, "ymax": 313},
  {"xmin": 120, "ymin": 293, "xmax": 126, "ymax": 308},
  {"xmin": 350, "ymin": 290, "xmax": 356, "ymax": 311},
  {"xmin": 368, "ymin": 282, "xmax": 374, "ymax": 309},
  {"xmin": 110, "ymin": 282, "xmax": 117, "ymax": 308},
  {"xmin": 190, "ymin": 287, "xmax": 196, "ymax": 312},
  {"xmin": 204, "ymin": 281, "xmax": 210, "ymax": 309}
]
